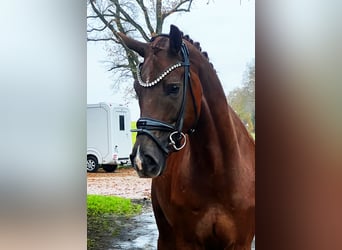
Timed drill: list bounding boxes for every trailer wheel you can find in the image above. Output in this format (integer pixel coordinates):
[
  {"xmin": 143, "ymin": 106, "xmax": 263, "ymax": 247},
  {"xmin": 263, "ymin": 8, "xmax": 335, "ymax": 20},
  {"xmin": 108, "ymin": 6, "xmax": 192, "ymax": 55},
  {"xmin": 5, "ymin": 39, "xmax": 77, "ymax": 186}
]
[
  {"xmin": 87, "ymin": 156, "xmax": 99, "ymax": 172},
  {"xmin": 103, "ymin": 164, "xmax": 118, "ymax": 173}
]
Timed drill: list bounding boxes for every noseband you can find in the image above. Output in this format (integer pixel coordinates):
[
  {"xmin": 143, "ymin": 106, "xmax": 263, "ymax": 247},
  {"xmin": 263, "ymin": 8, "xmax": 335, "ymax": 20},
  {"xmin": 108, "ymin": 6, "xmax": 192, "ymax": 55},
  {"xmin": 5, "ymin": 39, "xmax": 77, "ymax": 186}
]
[{"xmin": 132, "ymin": 37, "xmax": 198, "ymax": 155}]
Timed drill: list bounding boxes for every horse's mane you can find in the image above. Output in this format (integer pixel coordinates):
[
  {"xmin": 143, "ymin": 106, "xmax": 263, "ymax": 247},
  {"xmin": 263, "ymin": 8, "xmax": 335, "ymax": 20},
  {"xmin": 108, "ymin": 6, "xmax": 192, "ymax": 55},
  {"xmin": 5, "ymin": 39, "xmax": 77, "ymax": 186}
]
[
  {"xmin": 182, "ymin": 34, "xmax": 214, "ymax": 69},
  {"xmin": 151, "ymin": 32, "xmax": 213, "ymax": 68},
  {"xmin": 182, "ymin": 34, "xmax": 254, "ymax": 144}
]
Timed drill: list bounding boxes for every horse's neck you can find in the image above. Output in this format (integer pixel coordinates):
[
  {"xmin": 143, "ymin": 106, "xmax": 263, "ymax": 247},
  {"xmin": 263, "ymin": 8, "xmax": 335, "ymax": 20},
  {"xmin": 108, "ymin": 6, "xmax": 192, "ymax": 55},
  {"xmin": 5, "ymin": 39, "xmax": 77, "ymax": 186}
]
[
  {"xmin": 194, "ymin": 98, "xmax": 239, "ymax": 153},
  {"xmin": 189, "ymin": 80, "xmax": 247, "ymax": 171}
]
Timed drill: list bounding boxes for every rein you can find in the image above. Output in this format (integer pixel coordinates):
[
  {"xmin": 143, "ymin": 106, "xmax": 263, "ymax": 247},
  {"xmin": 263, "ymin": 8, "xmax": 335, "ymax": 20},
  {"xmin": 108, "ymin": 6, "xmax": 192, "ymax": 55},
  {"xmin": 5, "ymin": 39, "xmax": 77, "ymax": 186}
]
[{"xmin": 132, "ymin": 38, "xmax": 197, "ymax": 155}]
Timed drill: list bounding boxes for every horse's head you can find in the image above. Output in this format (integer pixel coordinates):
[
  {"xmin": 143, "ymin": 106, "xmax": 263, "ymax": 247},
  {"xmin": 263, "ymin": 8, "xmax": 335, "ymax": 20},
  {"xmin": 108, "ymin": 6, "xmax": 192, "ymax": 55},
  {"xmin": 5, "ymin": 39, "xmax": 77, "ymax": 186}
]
[{"xmin": 119, "ymin": 25, "xmax": 202, "ymax": 178}]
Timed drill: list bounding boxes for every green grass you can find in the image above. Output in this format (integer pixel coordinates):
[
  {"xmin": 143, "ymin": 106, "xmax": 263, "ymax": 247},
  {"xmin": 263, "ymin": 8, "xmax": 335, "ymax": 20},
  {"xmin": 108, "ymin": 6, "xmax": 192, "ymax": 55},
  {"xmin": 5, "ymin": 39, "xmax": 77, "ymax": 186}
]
[
  {"xmin": 131, "ymin": 121, "xmax": 137, "ymax": 145},
  {"xmin": 87, "ymin": 195, "xmax": 142, "ymax": 216},
  {"xmin": 87, "ymin": 195, "xmax": 142, "ymax": 249}
]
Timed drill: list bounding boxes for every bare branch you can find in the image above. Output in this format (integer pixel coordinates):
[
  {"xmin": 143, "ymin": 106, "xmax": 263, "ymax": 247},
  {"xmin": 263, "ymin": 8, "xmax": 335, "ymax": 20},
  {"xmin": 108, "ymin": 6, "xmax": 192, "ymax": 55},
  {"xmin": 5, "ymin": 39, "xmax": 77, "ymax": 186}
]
[
  {"xmin": 87, "ymin": 19, "xmax": 114, "ymax": 32},
  {"xmin": 156, "ymin": 0, "xmax": 162, "ymax": 33},
  {"xmin": 87, "ymin": 27, "xmax": 105, "ymax": 32},
  {"xmin": 162, "ymin": 0, "xmax": 194, "ymax": 19},
  {"xmin": 135, "ymin": 0, "xmax": 155, "ymax": 35},
  {"xmin": 108, "ymin": 64, "xmax": 130, "ymax": 71},
  {"xmin": 87, "ymin": 14, "xmax": 116, "ymax": 19},
  {"xmin": 87, "ymin": 15, "xmax": 100, "ymax": 19},
  {"xmin": 89, "ymin": 0, "xmax": 118, "ymax": 35},
  {"xmin": 110, "ymin": 0, "xmax": 150, "ymax": 41},
  {"xmin": 87, "ymin": 37, "xmax": 117, "ymax": 42},
  {"xmin": 102, "ymin": 3, "xmax": 114, "ymax": 13}
]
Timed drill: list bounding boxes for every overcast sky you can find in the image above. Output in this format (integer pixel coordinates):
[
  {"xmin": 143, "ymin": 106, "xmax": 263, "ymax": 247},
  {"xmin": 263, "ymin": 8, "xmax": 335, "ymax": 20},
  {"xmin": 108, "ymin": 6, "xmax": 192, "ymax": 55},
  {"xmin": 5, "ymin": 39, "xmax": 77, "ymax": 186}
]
[{"xmin": 87, "ymin": 0, "xmax": 255, "ymax": 120}]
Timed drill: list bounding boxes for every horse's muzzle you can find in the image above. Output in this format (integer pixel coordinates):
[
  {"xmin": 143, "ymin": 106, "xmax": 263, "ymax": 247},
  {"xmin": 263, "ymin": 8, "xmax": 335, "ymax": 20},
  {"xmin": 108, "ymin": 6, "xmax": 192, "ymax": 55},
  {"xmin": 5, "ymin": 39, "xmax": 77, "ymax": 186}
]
[{"xmin": 130, "ymin": 145, "xmax": 166, "ymax": 178}]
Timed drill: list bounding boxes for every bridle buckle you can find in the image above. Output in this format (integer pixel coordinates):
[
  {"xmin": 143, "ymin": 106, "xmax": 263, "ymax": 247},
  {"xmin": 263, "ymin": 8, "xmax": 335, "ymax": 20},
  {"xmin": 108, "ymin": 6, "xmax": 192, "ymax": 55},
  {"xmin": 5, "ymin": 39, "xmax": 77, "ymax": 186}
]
[{"xmin": 169, "ymin": 131, "xmax": 187, "ymax": 151}]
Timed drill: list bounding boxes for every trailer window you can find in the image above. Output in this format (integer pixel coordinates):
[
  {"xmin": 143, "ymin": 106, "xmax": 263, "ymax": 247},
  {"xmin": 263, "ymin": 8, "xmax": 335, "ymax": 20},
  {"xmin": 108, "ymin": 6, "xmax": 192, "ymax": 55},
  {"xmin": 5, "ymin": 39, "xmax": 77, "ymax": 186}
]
[{"xmin": 119, "ymin": 115, "xmax": 125, "ymax": 131}]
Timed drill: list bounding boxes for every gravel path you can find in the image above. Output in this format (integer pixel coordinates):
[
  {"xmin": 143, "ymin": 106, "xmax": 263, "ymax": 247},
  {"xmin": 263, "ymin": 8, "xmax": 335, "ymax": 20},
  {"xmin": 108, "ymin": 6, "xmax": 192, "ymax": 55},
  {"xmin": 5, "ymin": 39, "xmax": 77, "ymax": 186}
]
[{"xmin": 87, "ymin": 167, "xmax": 152, "ymax": 199}]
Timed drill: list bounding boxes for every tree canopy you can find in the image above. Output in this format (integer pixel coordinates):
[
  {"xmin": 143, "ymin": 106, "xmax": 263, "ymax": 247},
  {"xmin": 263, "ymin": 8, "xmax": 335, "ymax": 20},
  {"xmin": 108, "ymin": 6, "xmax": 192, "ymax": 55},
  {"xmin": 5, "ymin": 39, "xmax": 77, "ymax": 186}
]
[
  {"xmin": 87, "ymin": 0, "xmax": 195, "ymax": 93},
  {"xmin": 227, "ymin": 59, "xmax": 255, "ymax": 135}
]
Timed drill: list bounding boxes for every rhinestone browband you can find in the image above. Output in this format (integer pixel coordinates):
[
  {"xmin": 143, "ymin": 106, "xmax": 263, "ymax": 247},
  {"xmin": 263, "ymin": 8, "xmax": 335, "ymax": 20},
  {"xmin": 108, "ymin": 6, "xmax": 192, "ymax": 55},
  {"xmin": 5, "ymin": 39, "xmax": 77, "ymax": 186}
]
[{"xmin": 137, "ymin": 62, "xmax": 182, "ymax": 87}]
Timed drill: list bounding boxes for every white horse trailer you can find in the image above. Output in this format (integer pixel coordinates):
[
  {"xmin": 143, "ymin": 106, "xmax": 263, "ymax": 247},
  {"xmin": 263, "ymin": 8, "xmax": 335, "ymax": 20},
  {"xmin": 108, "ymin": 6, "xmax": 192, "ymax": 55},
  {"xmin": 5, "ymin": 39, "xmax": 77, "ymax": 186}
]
[{"xmin": 87, "ymin": 103, "xmax": 132, "ymax": 172}]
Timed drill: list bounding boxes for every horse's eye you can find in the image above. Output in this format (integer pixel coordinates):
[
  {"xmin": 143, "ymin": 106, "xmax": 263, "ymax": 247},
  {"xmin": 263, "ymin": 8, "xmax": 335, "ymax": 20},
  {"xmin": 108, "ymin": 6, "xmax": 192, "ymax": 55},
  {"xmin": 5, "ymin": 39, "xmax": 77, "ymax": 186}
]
[{"xmin": 165, "ymin": 84, "xmax": 180, "ymax": 95}]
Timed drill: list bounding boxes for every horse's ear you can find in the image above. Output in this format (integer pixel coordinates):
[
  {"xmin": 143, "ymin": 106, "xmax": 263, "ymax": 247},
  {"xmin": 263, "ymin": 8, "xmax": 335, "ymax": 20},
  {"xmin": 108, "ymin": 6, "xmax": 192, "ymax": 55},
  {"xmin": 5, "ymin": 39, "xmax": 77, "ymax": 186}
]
[
  {"xmin": 117, "ymin": 32, "xmax": 147, "ymax": 57},
  {"xmin": 169, "ymin": 25, "xmax": 183, "ymax": 55}
]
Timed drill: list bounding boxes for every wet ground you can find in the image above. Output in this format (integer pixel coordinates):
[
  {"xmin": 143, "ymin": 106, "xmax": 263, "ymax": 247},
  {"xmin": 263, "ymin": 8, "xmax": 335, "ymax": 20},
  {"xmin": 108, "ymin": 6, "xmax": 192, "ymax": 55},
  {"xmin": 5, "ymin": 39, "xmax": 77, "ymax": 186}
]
[
  {"xmin": 87, "ymin": 168, "xmax": 255, "ymax": 249},
  {"xmin": 89, "ymin": 198, "xmax": 255, "ymax": 250},
  {"xmin": 87, "ymin": 198, "xmax": 157, "ymax": 250},
  {"xmin": 110, "ymin": 199, "xmax": 158, "ymax": 250},
  {"xmin": 87, "ymin": 168, "xmax": 155, "ymax": 250}
]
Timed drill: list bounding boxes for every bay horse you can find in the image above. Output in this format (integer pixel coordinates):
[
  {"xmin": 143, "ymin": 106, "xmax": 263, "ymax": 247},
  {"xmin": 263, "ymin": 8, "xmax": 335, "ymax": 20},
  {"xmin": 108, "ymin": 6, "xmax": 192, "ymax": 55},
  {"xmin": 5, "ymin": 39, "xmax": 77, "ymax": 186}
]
[{"xmin": 118, "ymin": 25, "xmax": 255, "ymax": 249}]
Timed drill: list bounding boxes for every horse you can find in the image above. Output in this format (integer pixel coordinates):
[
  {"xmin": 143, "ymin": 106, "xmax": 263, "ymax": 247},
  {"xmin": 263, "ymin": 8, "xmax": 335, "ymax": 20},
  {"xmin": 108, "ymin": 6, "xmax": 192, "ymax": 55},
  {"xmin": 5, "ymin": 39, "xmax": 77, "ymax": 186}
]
[{"xmin": 118, "ymin": 25, "xmax": 255, "ymax": 250}]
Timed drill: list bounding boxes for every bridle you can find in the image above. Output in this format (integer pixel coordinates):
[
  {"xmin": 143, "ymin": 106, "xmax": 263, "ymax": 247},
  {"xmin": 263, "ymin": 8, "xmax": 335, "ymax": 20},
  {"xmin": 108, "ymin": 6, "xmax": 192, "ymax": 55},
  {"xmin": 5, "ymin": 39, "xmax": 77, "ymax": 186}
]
[{"xmin": 131, "ymin": 36, "xmax": 198, "ymax": 155}]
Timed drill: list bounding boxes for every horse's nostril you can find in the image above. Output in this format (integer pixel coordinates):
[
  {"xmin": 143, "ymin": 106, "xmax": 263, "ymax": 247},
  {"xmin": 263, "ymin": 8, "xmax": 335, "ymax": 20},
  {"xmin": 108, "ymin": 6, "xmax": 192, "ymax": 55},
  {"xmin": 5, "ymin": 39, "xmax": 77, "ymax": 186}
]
[
  {"xmin": 144, "ymin": 155, "xmax": 157, "ymax": 166},
  {"xmin": 143, "ymin": 154, "xmax": 162, "ymax": 176}
]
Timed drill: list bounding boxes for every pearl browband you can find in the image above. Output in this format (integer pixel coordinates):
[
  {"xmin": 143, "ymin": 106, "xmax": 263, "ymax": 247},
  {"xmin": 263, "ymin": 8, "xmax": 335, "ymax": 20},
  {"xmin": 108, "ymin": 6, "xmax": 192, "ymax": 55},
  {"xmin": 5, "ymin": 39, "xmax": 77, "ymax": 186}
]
[{"xmin": 137, "ymin": 62, "xmax": 182, "ymax": 87}]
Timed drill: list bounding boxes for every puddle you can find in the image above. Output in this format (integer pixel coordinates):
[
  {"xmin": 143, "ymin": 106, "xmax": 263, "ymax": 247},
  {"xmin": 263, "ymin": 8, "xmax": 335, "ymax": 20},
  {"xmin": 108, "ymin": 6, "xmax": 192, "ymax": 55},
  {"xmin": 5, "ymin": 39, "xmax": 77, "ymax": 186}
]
[
  {"xmin": 108, "ymin": 199, "xmax": 255, "ymax": 250},
  {"xmin": 111, "ymin": 211, "xmax": 158, "ymax": 250},
  {"xmin": 108, "ymin": 199, "xmax": 158, "ymax": 250}
]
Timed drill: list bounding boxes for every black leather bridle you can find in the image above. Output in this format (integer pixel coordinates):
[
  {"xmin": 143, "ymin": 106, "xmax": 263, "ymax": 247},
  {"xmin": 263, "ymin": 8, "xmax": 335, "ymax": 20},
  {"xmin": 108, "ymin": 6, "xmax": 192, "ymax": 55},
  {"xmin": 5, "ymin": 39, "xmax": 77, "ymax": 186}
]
[{"xmin": 131, "ymin": 37, "xmax": 198, "ymax": 155}]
